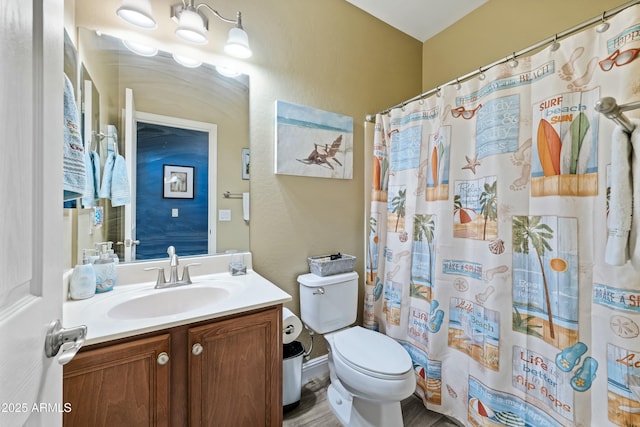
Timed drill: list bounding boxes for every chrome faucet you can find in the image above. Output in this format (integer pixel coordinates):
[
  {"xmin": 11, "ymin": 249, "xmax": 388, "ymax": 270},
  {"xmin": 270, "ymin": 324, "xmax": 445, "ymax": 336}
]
[
  {"xmin": 168, "ymin": 245, "xmax": 180, "ymax": 284},
  {"xmin": 144, "ymin": 246, "xmax": 200, "ymax": 289}
]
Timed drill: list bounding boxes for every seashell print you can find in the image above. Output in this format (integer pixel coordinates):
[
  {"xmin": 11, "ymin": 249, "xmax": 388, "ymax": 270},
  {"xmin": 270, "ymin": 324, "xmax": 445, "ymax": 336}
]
[
  {"xmin": 610, "ymin": 315, "xmax": 640, "ymax": 338},
  {"xmin": 493, "ymin": 411, "xmax": 525, "ymax": 427},
  {"xmin": 488, "ymin": 239, "xmax": 505, "ymax": 254},
  {"xmin": 399, "ymin": 231, "xmax": 408, "ymax": 242},
  {"xmin": 446, "ymin": 384, "xmax": 457, "ymax": 398}
]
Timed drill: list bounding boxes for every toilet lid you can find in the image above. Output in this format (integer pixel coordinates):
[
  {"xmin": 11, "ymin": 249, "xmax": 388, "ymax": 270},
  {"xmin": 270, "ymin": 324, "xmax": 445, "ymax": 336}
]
[{"xmin": 333, "ymin": 327, "xmax": 412, "ymax": 378}]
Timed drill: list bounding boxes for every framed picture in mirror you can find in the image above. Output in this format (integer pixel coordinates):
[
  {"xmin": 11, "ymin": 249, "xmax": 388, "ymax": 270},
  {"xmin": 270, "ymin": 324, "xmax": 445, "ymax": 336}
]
[
  {"xmin": 242, "ymin": 148, "xmax": 250, "ymax": 180},
  {"xmin": 163, "ymin": 165, "xmax": 194, "ymax": 199}
]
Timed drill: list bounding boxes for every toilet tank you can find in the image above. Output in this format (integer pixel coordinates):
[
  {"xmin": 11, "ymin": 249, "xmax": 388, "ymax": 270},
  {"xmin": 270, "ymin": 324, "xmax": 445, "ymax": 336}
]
[{"xmin": 298, "ymin": 271, "xmax": 359, "ymax": 334}]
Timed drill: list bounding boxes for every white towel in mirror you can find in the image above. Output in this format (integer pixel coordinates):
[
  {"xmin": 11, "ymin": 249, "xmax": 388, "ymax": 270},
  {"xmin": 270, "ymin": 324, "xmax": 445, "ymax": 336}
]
[{"xmin": 243, "ymin": 192, "xmax": 250, "ymax": 221}]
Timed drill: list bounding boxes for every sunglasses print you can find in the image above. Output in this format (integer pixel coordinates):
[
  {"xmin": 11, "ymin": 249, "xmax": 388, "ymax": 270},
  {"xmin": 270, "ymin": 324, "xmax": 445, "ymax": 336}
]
[
  {"xmin": 599, "ymin": 48, "xmax": 640, "ymax": 71},
  {"xmin": 451, "ymin": 104, "xmax": 483, "ymax": 119}
]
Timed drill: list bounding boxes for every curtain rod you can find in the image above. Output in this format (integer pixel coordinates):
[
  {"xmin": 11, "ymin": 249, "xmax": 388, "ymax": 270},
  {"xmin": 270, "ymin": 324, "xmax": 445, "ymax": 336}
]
[{"xmin": 366, "ymin": 0, "xmax": 640, "ymax": 121}]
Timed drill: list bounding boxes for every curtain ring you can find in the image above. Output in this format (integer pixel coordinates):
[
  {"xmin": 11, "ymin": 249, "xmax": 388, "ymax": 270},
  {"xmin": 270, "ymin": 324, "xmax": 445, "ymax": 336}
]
[
  {"xmin": 509, "ymin": 52, "xmax": 518, "ymax": 68},
  {"xmin": 436, "ymin": 87, "xmax": 442, "ymax": 97},
  {"xmin": 596, "ymin": 11, "xmax": 610, "ymax": 33},
  {"xmin": 550, "ymin": 34, "xmax": 560, "ymax": 52},
  {"xmin": 478, "ymin": 67, "xmax": 486, "ymax": 81}
]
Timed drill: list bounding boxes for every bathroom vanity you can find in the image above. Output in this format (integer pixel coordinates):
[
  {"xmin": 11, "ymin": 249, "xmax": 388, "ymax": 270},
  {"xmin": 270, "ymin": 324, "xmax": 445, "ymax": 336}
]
[{"xmin": 62, "ymin": 254, "xmax": 290, "ymax": 427}]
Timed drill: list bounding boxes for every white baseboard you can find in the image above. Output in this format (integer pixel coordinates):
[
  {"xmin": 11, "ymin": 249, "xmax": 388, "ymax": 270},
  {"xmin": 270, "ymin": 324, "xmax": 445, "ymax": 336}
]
[{"xmin": 302, "ymin": 355, "xmax": 329, "ymax": 384}]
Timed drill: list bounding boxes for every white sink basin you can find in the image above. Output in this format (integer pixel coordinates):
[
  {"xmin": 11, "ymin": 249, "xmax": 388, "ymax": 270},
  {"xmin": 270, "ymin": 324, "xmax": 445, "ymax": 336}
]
[
  {"xmin": 64, "ymin": 266, "xmax": 292, "ymax": 345},
  {"xmin": 107, "ymin": 285, "xmax": 230, "ymax": 319}
]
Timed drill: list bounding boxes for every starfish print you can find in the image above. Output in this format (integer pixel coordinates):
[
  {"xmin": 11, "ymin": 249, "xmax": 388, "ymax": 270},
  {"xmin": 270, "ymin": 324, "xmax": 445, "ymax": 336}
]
[{"xmin": 462, "ymin": 154, "xmax": 480, "ymax": 174}]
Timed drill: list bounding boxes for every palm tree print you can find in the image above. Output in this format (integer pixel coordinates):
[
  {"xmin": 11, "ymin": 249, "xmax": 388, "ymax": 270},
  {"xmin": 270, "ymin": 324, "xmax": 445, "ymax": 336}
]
[
  {"xmin": 453, "ymin": 194, "xmax": 462, "ymax": 213},
  {"xmin": 512, "ymin": 216, "xmax": 556, "ymax": 339},
  {"xmin": 390, "ymin": 188, "xmax": 407, "ymax": 232},
  {"xmin": 413, "ymin": 214, "xmax": 436, "ymax": 285},
  {"xmin": 479, "ymin": 180, "xmax": 497, "ymax": 240}
]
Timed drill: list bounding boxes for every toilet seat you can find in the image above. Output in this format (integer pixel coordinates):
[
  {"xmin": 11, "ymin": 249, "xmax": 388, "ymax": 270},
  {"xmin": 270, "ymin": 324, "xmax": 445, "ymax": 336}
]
[{"xmin": 332, "ymin": 327, "xmax": 412, "ymax": 380}]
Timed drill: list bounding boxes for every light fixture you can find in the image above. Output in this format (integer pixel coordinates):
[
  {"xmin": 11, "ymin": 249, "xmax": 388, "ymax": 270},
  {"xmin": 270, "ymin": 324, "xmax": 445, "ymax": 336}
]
[
  {"xmin": 174, "ymin": 6, "xmax": 208, "ymax": 44},
  {"xmin": 122, "ymin": 39, "xmax": 158, "ymax": 57},
  {"xmin": 116, "ymin": 0, "xmax": 157, "ymax": 29},
  {"xmin": 216, "ymin": 65, "xmax": 240, "ymax": 77},
  {"xmin": 172, "ymin": 53, "xmax": 202, "ymax": 68},
  {"xmin": 172, "ymin": 1, "xmax": 252, "ymax": 58}
]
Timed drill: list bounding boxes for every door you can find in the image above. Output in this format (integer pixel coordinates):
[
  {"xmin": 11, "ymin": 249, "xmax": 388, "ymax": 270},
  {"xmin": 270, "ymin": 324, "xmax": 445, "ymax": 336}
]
[
  {"xmin": 124, "ymin": 109, "xmax": 217, "ymax": 260},
  {"xmin": 0, "ymin": 0, "xmax": 66, "ymax": 426},
  {"xmin": 123, "ymin": 88, "xmax": 137, "ymax": 262}
]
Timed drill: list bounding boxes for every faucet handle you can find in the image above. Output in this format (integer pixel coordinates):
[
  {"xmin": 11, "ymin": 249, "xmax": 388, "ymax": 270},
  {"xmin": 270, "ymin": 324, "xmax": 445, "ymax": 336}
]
[
  {"xmin": 181, "ymin": 263, "xmax": 201, "ymax": 284},
  {"xmin": 144, "ymin": 267, "xmax": 167, "ymax": 288},
  {"xmin": 168, "ymin": 246, "xmax": 179, "ymax": 267}
]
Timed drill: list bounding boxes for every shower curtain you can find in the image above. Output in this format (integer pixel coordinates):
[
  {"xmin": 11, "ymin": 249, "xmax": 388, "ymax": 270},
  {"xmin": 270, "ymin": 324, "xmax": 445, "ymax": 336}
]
[{"xmin": 365, "ymin": 5, "xmax": 640, "ymax": 427}]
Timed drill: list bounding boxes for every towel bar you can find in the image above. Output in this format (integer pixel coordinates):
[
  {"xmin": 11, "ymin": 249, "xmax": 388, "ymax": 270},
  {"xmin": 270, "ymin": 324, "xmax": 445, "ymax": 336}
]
[{"xmin": 595, "ymin": 97, "xmax": 640, "ymax": 133}]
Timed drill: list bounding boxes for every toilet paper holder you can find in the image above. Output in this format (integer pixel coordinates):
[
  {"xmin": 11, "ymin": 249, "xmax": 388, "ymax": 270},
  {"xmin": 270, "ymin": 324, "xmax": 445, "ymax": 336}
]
[{"xmin": 282, "ymin": 307, "xmax": 313, "ymax": 360}]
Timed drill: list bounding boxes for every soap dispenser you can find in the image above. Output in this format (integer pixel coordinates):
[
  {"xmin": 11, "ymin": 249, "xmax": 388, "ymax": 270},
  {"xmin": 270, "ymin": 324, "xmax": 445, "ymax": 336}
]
[
  {"xmin": 94, "ymin": 244, "xmax": 116, "ymax": 293},
  {"xmin": 106, "ymin": 241, "xmax": 119, "ymax": 264},
  {"xmin": 69, "ymin": 250, "xmax": 97, "ymax": 300}
]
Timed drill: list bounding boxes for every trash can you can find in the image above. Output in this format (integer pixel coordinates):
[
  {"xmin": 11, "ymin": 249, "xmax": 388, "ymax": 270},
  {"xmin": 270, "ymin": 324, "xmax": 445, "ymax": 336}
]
[{"xmin": 283, "ymin": 341, "xmax": 305, "ymax": 412}]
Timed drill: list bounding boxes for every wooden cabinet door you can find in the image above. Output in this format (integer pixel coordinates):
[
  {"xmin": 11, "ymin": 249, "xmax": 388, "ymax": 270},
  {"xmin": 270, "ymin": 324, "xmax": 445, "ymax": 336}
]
[
  {"xmin": 189, "ymin": 307, "xmax": 282, "ymax": 427},
  {"xmin": 63, "ymin": 334, "xmax": 171, "ymax": 427}
]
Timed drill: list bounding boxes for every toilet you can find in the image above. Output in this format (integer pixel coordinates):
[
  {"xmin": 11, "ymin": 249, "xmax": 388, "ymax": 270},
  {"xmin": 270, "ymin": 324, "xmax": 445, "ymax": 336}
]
[{"xmin": 298, "ymin": 271, "xmax": 416, "ymax": 427}]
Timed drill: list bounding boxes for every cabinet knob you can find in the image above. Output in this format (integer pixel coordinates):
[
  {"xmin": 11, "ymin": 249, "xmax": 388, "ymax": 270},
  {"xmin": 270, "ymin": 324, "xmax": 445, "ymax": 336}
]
[
  {"xmin": 192, "ymin": 343, "xmax": 203, "ymax": 356},
  {"xmin": 157, "ymin": 352, "xmax": 170, "ymax": 365}
]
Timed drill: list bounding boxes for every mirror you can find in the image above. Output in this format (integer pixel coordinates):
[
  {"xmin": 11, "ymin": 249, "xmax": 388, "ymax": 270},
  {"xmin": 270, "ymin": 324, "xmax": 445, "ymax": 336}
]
[{"xmin": 63, "ymin": 28, "xmax": 250, "ymax": 267}]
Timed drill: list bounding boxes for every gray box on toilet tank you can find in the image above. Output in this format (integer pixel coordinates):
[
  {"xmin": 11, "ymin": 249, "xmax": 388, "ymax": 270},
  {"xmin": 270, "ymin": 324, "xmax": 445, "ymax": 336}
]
[{"xmin": 307, "ymin": 254, "xmax": 356, "ymax": 276}]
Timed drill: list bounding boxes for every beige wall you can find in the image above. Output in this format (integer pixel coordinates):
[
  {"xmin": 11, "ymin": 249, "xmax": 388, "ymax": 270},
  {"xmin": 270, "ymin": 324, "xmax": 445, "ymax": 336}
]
[{"xmin": 422, "ymin": 0, "xmax": 629, "ymax": 91}]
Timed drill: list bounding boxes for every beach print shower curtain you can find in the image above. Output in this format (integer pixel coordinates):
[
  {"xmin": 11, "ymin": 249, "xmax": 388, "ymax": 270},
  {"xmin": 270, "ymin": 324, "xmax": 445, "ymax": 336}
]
[{"xmin": 365, "ymin": 5, "xmax": 640, "ymax": 427}]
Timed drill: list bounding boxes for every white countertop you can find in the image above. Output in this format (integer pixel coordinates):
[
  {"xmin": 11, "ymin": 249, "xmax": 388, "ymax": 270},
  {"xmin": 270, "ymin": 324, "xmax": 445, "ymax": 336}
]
[{"xmin": 63, "ymin": 268, "xmax": 291, "ymax": 346}]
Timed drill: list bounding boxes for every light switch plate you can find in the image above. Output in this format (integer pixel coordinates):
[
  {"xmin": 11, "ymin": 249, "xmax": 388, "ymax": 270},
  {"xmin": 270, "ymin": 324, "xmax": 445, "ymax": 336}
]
[
  {"xmin": 172, "ymin": 208, "xmax": 179, "ymax": 217},
  {"xmin": 218, "ymin": 209, "xmax": 231, "ymax": 221}
]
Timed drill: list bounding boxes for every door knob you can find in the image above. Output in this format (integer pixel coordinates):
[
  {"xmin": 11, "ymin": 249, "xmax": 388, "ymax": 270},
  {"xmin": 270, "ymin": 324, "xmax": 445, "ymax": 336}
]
[
  {"xmin": 192, "ymin": 343, "xmax": 203, "ymax": 356},
  {"xmin": 44, "ymin": 319, "xmax": 87, "ymax": 365},
  {"xmin": 118, "ymin": 238, "xmax": 141, "ymax": 247},
  {"xmin": 157, "ymin": 352, "xmax": 170, "ymax": 365}
]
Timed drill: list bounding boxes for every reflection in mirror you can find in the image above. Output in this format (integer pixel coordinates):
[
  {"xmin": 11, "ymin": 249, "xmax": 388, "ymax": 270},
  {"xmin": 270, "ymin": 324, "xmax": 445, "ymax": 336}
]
[{"xmin": 63, "ymin": 28, "xmax": 249, "ymax": 267}]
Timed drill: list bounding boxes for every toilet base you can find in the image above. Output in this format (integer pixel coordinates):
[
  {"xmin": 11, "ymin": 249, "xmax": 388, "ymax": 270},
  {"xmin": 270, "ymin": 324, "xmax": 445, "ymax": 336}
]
[{"xmin": 327, "ymin": 383, "xmax": 404, "ymax": 427}]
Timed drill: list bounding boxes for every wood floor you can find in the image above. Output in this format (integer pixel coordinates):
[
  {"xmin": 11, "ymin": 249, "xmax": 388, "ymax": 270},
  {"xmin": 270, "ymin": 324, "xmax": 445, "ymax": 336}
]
[{"xmin": 283, "ymin": 374, "xmax": 463, "ymax": 427}]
